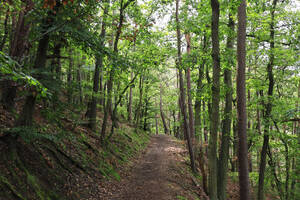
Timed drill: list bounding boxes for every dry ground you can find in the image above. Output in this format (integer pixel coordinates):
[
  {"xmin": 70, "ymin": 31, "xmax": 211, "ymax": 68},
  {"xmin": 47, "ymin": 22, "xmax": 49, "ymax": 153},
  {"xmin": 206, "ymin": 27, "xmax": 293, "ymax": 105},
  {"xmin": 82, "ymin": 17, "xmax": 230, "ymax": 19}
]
[{"xmin": 100, "ymin": 134, "xmax": 208, "ymax": 200}]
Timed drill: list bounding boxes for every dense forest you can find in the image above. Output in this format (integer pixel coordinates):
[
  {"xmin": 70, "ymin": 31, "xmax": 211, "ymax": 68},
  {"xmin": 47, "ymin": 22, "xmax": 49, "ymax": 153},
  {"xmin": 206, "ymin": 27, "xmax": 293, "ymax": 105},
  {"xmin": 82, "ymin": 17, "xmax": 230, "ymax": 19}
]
[{"xmin": 0, "ymin": 0, "xmax": 299, "ymax": 199}]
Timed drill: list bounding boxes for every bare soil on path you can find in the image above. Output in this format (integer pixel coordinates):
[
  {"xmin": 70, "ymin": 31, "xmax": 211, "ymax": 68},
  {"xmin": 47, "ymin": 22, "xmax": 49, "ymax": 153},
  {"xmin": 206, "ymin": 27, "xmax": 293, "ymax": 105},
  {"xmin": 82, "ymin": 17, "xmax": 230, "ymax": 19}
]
[{"xmin": 101, "ymin": 134, "xmax": 208, "ymax": 200}]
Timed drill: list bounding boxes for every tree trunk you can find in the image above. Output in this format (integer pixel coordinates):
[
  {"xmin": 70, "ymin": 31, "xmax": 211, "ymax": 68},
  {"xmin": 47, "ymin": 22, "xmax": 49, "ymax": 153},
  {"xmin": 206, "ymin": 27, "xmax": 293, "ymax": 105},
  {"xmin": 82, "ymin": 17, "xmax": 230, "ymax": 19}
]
[
  {"xmin": 155, "ymin": 98, "xmax": 159, "ymax": 135},
  {"xmin": 160, "ymin": 84, "xmax": 169, "ymax": 135},
  {"xmin": 236, "ymin": 0, "xmax": 251, "ymax": 199},
  {"xmin": 16, "ymin": 9, "xmax": 52, "ymax": 126},
  {"xmin": 77, "ymin": 64, "xmax": 83, "ymax": 104},
  {"xmin": 106, "ymin": 73, "xmax": 138, "ymax": 140},
  {"xmin": 87, "ymin": 1, "xmax": 109, "ymax": 130},
  {"xmin": 257, "ymin": 1, "xmax": 277, "ymax": 199},
  {"xmin": 195, "ymin": 33, "xmax": 206, "ymax": 143},
  {"xmin": 217, "ymin": 12, "xmax": 234, "ymax": 200},
  {"xmin": 247, "ymin": 66, "xmax": 253, "ymax": 173},
  {"xmin": 0, "ymin": 8, "xmax": 9, "ymax": 51},
  {"xmin": 51, "ymin": 41, "xmax": 62, "ymax": 109},
  {"xmin": 135, "ymin": 75, "xmax": 144, "ymax": 128},
  {"xmin": 290, "ymin": 81, "xmax": 300, "ymax": 199},
  {"xmin": 100, "ymin": 0, "xmax": 134, "ymax": 141},
  {"xmin": 67, "ymin": 49, "xmax": 73, "ymax": 104},
  {"xmin": 54, "ymin": 42, "xmax": 62, "ymax": 79},
  {"xmin": 176, "ymin": 0, "xmax": 196, "ymax": 173},
  {"xmin": 209, "ymin": 0, "xmax": 221, "ymax": 198},
  {"xmin": 2, "ymin": 3, "xmax": 33, "ymax": 111},
  {"xmin": 155, "ymin": 114, "xmax": 159, "ymax": 135},
  {"xmin": 128, "ymin": 71, "xmax": 133, "ymax": 122},
  {"xmin": 185, "ymin": 33, "xmax": 195, "ymax": 139},
  {"xmin": 143, "ymin": 95, "xmax": 149, "ymax": 131},
  {"xmin": 231, "ymin": 119, "xmax": 238, "ymax": 172}
]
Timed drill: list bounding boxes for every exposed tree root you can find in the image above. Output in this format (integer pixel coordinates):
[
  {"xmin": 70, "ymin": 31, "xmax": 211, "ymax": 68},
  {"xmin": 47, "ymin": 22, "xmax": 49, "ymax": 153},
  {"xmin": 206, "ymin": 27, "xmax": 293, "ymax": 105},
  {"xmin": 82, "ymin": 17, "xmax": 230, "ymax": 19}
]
[
  {"xmin": 42, "ymin": 145, "xmax": 74, "ymax": 174},
  {"xmin": 0, "ymin": 176, "xmax": 26, "ymax": 200},
  {"xmin": 82, "ymin": 140, "xmax": 100, "ymax": 155}
]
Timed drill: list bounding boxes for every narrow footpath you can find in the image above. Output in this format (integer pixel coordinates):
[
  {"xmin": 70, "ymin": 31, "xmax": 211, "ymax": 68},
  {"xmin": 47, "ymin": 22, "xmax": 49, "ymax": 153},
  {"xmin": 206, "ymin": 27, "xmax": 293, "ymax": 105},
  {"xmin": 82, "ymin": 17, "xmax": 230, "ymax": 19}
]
[{"xmin": 101, "ymin": 134, "xmax": 208, "ymax": 200}]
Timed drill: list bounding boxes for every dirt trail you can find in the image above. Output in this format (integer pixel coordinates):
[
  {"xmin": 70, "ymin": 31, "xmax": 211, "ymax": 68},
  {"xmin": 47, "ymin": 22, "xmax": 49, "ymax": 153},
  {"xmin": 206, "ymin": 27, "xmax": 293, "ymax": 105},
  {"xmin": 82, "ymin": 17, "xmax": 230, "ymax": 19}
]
[{"xmin": 103, "ymin": 134, "xmax": 204, "ymax": 200}]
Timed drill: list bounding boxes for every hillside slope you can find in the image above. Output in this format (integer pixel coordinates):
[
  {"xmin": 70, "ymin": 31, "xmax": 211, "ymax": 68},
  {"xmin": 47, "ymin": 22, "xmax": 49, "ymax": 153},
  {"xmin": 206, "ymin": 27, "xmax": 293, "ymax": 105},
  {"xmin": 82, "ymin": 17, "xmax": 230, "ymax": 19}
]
[{"xmin": 0, "ymin": 105, "xmax": 150, "ymax": 200}]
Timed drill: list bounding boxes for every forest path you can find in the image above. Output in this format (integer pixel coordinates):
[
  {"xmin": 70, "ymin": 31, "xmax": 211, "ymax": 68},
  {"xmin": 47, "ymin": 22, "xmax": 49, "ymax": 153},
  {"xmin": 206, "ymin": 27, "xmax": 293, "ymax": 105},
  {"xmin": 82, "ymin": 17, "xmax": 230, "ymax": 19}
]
[{"xmin": 102, "ymin": 134, "xmax": 203, "ymax": 200}]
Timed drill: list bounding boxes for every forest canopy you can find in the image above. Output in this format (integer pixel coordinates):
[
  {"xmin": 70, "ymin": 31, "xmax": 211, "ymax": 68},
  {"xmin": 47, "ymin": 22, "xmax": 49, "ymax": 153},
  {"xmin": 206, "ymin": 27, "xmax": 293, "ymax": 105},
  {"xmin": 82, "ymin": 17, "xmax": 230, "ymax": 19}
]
[{"xmin": 0, "ymin": 0, "xmax": 299, "ymax": 199}]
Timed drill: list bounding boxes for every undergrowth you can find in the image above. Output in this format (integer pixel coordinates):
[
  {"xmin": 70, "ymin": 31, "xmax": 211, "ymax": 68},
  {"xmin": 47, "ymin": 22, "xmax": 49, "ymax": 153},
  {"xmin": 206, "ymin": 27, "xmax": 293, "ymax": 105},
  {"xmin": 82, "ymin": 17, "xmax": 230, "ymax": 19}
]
[{"xmin": 0, "ymin": 104, "xmax": 151, "ymax": 200}]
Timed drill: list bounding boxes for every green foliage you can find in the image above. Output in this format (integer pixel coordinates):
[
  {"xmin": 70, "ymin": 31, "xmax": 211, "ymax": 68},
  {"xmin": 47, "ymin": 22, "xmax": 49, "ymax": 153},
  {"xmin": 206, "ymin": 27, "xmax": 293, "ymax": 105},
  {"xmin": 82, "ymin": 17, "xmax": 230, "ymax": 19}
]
[
  {"xmin": 0, "ymin": 51, "xmax": 49, "ymax": 98},
  {"xmin": 3, "ymin": 127, "xmax": 57, "ymax": 143},
  {"xmin": 176, "ymin": 195, "xmax": 188, "ymax": 200}
]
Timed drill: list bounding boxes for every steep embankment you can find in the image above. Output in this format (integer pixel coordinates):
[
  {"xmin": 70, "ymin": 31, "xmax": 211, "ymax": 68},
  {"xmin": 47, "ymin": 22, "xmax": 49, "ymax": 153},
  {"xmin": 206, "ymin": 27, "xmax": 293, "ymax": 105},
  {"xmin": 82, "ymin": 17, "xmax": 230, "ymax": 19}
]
[{"xmin": 0, "ymin": 105, "xmax": 150, "ymax": 200}]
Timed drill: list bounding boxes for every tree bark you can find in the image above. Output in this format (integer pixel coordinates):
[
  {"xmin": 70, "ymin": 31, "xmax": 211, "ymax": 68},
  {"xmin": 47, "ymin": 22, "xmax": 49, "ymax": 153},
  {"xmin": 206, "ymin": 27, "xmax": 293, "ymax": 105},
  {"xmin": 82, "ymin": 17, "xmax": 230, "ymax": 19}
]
[
  {"xmin": 160, "ymin": 83, "xmax": 169, "ymax": 135},
  {"xmin": 257, "ymin": 1, "xmax": 277, "ymax": 199},
  {"xmin": 106, "ymin": 72, "xmax": 138, "ymax": 140},
  {"xmin": 87, "ymin": 1, "xmax": 109, "ymax": 130},
  {"xmin": 247, "ymin": 66, "xmax": 253, "ymax": 172},
  {"xmin": 236, "ymin": 1, "xmax": 251, "ymax": 199},
  {"xmin": 217, "ymin": 12, "xmax": 234, "ymax": 200},
  {"xmin": 135, "ymin": 75, "xmax": 144, "ymax": 128},
  {"xmin": 194, "ymin": 34, "xmax": 208, "ymax": 194},
  {"xmin": 209, "ymin": 0, "xmax": 221, "ymax": 199},
  {"xmin": 77, "ymin": 64, "xmax": 83, "ymax": 104},
  {"xmin": 195, "ymin": 33, "xmax": 206, "ymax": 144},
  {"xmin": 176, "ymin": 0, "xmax": 196, "ymax": 173},
  {"xmin": 100, "ymin": 0, "xmax": 134, "ymax": 141},
  {"xmin": 67, "ymin": 49, "xmax": 73, "ymax": 104},
  {"xmin": 0, "ymin": 8, "xmax": 9, "ymax": 51},
  {"xmin": 2, "ymin": 2, "xmax": 33, "ymax": 111},
  {"xmin": 16, "ymin": 9, "xmax": 53, "ymax": 126},
  {"xmin": 185, "ymin": 33, "xmax": 194, "ymax": 139},
  {"xmin": 128, "ymin": 71, "xmax": 133, "ymax": 122}
]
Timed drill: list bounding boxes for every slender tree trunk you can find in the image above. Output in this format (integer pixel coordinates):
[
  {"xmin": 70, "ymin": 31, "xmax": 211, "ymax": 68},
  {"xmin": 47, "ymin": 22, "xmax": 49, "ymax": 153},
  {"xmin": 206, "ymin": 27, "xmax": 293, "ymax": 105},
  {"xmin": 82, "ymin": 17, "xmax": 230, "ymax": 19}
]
[
  {"xmin": 194, "ymin": 67, "xmax": 203, "ymax": 141},
  {"xmin": 16, "ymin": 8, "xmax": 53, "ymax": 126},
  {"xmin": 51, "ymin": 41, "xmax": 62, "ymax": 109},
  {"xmin": 290, "ymin": 81, "xmax": 300, "ymax": 199},
  {"xmin": 2, "ymin": 3, "xmax": 33, "ymax": 111},
  {"xmin": 203, "ymin": 100, "xmax": 209, "ymax": 156},
  {"xmin": 106, "ymin": 73, "xmax": 138, "ymax": 140},
  {"xmin": 236, "ymin": 0, "xmax": 251, "ymax": 199},
  {"xmin": 128, "ymin": 71, "xmax": 133, "ymax": 122},
  {"xmin": 101, "ymin": 0, "xmax": 134, "ymax": 141},
  {"xmin": 54, "ymin": 42, "xmax": 62, "ymax": 79},
  {"xmin": 209, "ymin": 0, "xmax": 221, "ymax": 198},
  {"xmin": 135, "ymin": 75, "xmax": 144, "ymax": 128},
  {"xmin": 67, "ymin": 49, "xmax": 73, "ymax": 104},
  {"xmin": 155, "ymin": 98, "xmax": 159, "ymax": 135},
  {"xmin": 194, "ymin": 34, "xmax": 207, "ymax": 194},
  {"xmin": 155, "ymin": 114, "xmax": 159, "ymax": 135},
  {"xmin": 160, "ymin": 84, "xmax": 169, "ymax": 135},
  {"xmin": 217, "ymin": 12, "xmax": 234, "ymax": 200},
  {"xmin": 231, "ymin": 119, "xmax": 238, "ymax": 172},
  {"xmin": 172, "ymin": 110, "xmax": 176, "ymax": 136},
  {"xmin": 195, "ymin": 33, "xmax": 206, "ymax": 143},
  {"xmin": 77, "ymin": 64, "xmax": 83, "ymax": 104},
  {"xmin": 247, "ymin": 66, "xmax": 253, "ymax": 172},
  {"xmin": 0, "ymin": 8, "xmax": 9, "ymax": 51},
  {"xmin": 87, "ymin": 56, "xmax": 101, "ymax": 130},
  {"xmin": 185, "ymin": 33, "xmax": 195, "ymax": 139},
  {"xmin": 87, "ymin": 1, "xmax": 109, "ymax": 130},
  {"xmin": 175, "ymin": 69, "xmax": 181, "ymax": 139},
  {"xmin": 99, "ymin": 63, "xmax": 104, "ymax": 109},
  {"xmin": 176, "ymin": 0, "xmax": 196, "ymax": 173},
  {"xmin": 257, "ymin": 1, "xmax": 277, "ymax": 199},
  {"xmin": 143, "ymin": 95, "xmax": 149, "ymax": 131}
]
